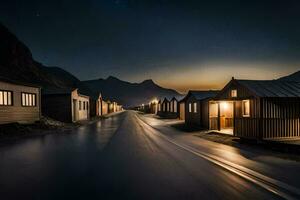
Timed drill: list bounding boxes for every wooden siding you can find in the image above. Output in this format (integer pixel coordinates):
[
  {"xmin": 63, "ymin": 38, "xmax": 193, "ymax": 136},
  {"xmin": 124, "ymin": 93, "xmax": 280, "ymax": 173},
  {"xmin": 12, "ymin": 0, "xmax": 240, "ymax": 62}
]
[
  {"xmin": 185, "ymin": 96, "xmax": 201, "ymax": 126},
  {"xmin": 179, "ymin": 102, "xmax": 185, "ymax": 120},
  {"xmin": 201, "ymin": 100, "xmax": 210, "ymax": 129},
  {"xmin": 0, "ymin": 81, "xmax": 40, "ymax": 124}
]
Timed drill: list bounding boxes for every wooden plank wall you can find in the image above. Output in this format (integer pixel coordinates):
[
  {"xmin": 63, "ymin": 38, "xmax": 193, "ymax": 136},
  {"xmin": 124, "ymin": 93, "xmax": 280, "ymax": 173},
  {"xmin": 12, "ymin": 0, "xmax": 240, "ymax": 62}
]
[{"xmin": 235, "ymin": 98, "xmax": 300, "ymax": 139}]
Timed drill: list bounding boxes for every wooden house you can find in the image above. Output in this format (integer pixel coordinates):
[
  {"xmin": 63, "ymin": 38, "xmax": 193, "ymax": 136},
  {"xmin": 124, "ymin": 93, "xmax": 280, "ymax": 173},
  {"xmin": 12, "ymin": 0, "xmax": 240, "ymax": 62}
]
[
  {"xmin": 158, "ymin": 97, "xmax": 170, "ymax": 117},
  {"xmin": 184, "ymin": 90, "xmax": 219, "ymax": 128},
  {"xmin": 169, "ymin": 97, "xmax": 179, "ymax": 118},
  {"xmin": 42, "ymin": 88, "xmax": 90, "ymax": 123},
  {"xmin": 0, "ymin": 78, "xmax": 41, "ymax": 124},
  {"xmin": 210, "ymin": 78, "xmax": 300, "ymax": 139}
]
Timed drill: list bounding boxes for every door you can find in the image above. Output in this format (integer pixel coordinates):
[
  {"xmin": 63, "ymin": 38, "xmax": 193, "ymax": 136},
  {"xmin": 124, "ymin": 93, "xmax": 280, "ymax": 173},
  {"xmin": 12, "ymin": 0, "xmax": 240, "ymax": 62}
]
[{"xmin": 219, "ymin": 101, "xmax": 234, "ymax": 134}]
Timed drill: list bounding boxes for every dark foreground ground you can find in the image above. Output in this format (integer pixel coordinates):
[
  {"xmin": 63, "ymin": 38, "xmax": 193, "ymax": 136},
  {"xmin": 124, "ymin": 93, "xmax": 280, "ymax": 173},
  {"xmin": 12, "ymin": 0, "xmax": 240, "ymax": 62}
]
[{"xmin": 0, "ymin": 111, "xmax": 299, "ymax": 199}]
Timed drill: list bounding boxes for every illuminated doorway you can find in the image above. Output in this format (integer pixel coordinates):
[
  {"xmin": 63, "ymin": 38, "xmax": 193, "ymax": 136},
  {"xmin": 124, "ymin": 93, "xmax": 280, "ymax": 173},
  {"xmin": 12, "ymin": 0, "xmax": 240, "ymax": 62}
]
[{"xmin": 219, "ymin": 101, "xmax": 234, "ymax": 135}]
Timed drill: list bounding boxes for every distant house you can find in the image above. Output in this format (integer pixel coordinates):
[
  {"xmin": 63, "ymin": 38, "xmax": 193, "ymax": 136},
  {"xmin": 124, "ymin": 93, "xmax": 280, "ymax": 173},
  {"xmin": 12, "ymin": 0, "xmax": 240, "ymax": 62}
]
[
  {"xmin": 169, "ymin": 97, "xmax": 179, "ymax": 118},
  {"xmin": 184, "ymin": 90, "xmax": 219, "ymax": 128},
  {"xmin": 0, "ymin": 78, "xmax": 41, "ymax": 124},
  {"xmin": 89, "ymin": 93, "xmax": 102, "ymax": 117},
  {"xmin": 101, "ymin": 100, "xmax": 109, "ymax": 115},
  {"xmin": 42, "ymin": 88, "xmax": 90, "ymax": 122},
  {"xmin": 158, "ymin": 97, "xmax": 170, "ymax": 117},
  {"xmin": 210, "ymin": 78, "xmax": 300, "ymax": 139}
]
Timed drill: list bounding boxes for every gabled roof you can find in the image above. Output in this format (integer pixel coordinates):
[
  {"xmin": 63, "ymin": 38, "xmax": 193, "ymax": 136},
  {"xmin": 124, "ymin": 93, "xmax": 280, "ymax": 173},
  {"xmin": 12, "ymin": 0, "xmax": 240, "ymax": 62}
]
[
  {"xmin": 236, "ymin": 79, "xmax": 300, "ymax": 98},
  {"xmin": 162, "ymin": 97, "xmax": 171, "ymax": 102},
  {"xmin": 181, "ymin": 90, "xmax": 219, "ymax": 102}
]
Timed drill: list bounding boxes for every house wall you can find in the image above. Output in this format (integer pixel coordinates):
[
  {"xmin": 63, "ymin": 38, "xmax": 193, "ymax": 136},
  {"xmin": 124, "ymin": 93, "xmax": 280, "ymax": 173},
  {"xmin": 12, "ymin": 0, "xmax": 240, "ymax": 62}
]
[
  {"xmin": 0, "ymin": 81, "xmax": 40, "ymax": 124},
  {"xmin": 71, "ymin": 90, "xmax": 89, "ymax": 121},
  {"xmin": 102, "ymin": 101, "xmax": 108, "ymax": 115},
  {"xmin": 185, "ymin": 96, "xmax": 201, "ymax": 126},
  {"xmin": 42, "ymin": 94, "xmax": 72, "ymax": 122},
  {"xmin": 201, "ymin": 99, "xmax": 210, "ymax": 129},
  {"xmin": 90, "ymin": 99, "xmax": 97, "ymax": 117},
  {"xmin": 179, "ymin": 102, "xmax": 185, "ymax": 120},
  {"xmin": 235, "ymin": 97, "xmax": 300, "ymax": 139}
]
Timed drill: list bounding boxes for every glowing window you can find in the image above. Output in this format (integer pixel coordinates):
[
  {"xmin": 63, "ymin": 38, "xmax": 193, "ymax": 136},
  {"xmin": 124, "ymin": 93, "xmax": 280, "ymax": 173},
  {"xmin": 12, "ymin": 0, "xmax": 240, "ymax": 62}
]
[
  {"xmin": 22, "ymin": 93, "xmax": 36, "ymax": 107},
  {"xmin": 242, "ymin": 100, "xmax": 250, "ymax": 117},
  {"xmin": 193, "ymin": 103, "xmax": 197, "ymax": 113},
  {"xmin": 0, "ymin": 90, "xmax": 13, "ymax": 106},
  {"xmin": 231, "ymin": 89, "xmax": 237, "ymax": 97},
  {"xmin": 189, "ymin": 103, "xmax": 192, "ymax": 113}
]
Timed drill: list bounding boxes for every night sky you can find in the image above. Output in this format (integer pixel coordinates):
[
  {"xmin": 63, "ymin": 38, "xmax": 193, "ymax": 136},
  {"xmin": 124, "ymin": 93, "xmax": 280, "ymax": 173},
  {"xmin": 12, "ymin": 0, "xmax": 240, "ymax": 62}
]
[{"xmin": 1, "ymin": 0, "xmax": 300, "ymax": 92}]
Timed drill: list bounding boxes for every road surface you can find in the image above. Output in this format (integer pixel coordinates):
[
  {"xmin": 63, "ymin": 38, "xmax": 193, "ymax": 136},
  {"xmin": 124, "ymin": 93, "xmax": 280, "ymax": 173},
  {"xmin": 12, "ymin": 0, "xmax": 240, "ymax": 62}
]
[{"xmin": 0, "ymin": 111, "xmax": 298, "ymax": 199}]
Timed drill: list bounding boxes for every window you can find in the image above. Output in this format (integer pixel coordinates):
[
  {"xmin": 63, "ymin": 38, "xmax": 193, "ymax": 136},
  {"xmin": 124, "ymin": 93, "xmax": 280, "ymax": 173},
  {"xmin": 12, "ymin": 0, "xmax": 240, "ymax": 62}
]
[
  {"xmin": 242, "ymin": 100, "xmax": 250, "ymax": 117},
  {"xmin": 86, "ymin": 102, "xmax": 89, "ymax": 110},
  {"xmin": 79, "ymin": 101, "xmax": 82, "ymax": 110},
  {"xmin": 231, "ymin": 89, "xmax": 237, "ymax": 97},
  {"xmin": 21, "ymin": 93, "xmax": 36, "ymax": 107},
  {"xmin": 0, "ymin": 90, "xmax": 13, "ymax": 106},
  {"xmin": 174, "ymin": 102, "xmax": 177, "ymax": 112},
  {"xmin": 170, "ymin": 101, "xmax": 173, "ymax": 112},
  {"xmin": 83, "ymin": 101, "xmax": 86, "ymax": 110},
  {"xmin": 189, "ymin": 103, "xmax": 192, "ymax": 113},
  {"xmin": 193, "ymin": 103, "xmax": 197, "ymax": 113}
]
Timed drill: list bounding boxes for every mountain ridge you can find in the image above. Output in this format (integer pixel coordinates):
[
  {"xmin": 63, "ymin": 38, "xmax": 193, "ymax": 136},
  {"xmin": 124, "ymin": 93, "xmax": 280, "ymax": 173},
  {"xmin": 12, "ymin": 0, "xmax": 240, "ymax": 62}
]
[{"xmin": 0, "ymin": 22, "xmax": 182, "ymax": 107}]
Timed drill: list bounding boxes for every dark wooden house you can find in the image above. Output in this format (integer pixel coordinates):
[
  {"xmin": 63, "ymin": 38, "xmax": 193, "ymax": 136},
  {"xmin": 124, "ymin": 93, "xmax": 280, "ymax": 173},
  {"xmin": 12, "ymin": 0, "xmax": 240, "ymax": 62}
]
[
  {"xmin": 90, "ymin": 93, "xmax": 101, "ymax": 117},
  {"xmin": 169, "ymin": 97, "xmax": 179, "ymax": 118},
  {"xmin": 184, "ymin": 90, "xmax": 219, "ymax": 128},
  {"xmin": 42, "ymin": 88, "xmax": 90, "ymax": 123},
  {"xmin": 0, "ymin": 78, "xmax": 41, "ymax": 124},
  {"xmin": 158, "ymin": 97, "xmax": 170, "ymax": 117},
  {"xmin": 210, "ymin": 78, "xmax": 300, "ymax": 139}
]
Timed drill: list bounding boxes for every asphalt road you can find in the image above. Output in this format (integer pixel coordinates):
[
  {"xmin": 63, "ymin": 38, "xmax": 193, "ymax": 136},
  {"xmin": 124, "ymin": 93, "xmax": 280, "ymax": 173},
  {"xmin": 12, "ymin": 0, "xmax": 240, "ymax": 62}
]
[{"xmin": 0, "ymin": 111, "xmax": 296, "ymax": 199}]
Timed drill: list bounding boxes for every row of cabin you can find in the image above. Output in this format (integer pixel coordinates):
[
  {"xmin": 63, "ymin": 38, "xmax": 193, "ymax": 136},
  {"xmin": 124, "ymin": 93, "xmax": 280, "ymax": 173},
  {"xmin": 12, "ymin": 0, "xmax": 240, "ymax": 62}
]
[
  {"xmin": 0, "ymin": 78, "xmax": 122, "ymax": 124},
  {"xmin": 156, "ymin": 78, "xmax": 300, "ymax": 140}
]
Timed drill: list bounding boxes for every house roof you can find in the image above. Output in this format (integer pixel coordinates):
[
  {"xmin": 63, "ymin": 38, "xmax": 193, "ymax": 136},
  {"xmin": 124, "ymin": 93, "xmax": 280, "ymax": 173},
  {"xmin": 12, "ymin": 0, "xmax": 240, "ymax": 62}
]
[
  {"xmin": 236, "ymin": 79, "xmax": 300, "ymax": 98},
  {"xmin": 0, "ymin": 76, "xmax": 41, "ymax": 88},
  {"xmin": 181, "ymin": 90, "xmax": 219, "ymax": 102}
]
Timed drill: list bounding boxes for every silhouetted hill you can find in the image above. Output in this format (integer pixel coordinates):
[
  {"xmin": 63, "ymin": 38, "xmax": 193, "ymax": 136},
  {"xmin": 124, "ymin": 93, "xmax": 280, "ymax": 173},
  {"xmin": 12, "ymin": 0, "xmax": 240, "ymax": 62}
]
[
  {"xmin": 0, "ymin": 22, "xmax": 181, "ymax": 105},
  {"xmin": 0, "ymin": 22, "xmax": 84, "ymax": 91},
  {"xmin": 82, "ymin": 76, "xmax": 182, "ymax": 107},
  {"xmin": 279, "ymin": 70, "xmax": 300, "ymax": 82}
]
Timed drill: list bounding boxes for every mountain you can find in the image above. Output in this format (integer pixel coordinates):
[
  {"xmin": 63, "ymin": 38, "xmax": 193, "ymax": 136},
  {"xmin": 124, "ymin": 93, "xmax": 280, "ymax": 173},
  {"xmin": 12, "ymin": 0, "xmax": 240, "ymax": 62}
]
[
  {"xmin": 82, "ymin": 76, "xmax": 182, "ymax": 107},
  {"xmin": 0, "ymin": 22, "xmax": 181, "ymax": 106},
  {"xmin": 0, "ymin": 22, "xmax": 83, "ymax": 90},
  {"xmin": 279, "ymin": 70, "xmax": 300, "ymax": 82}
]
